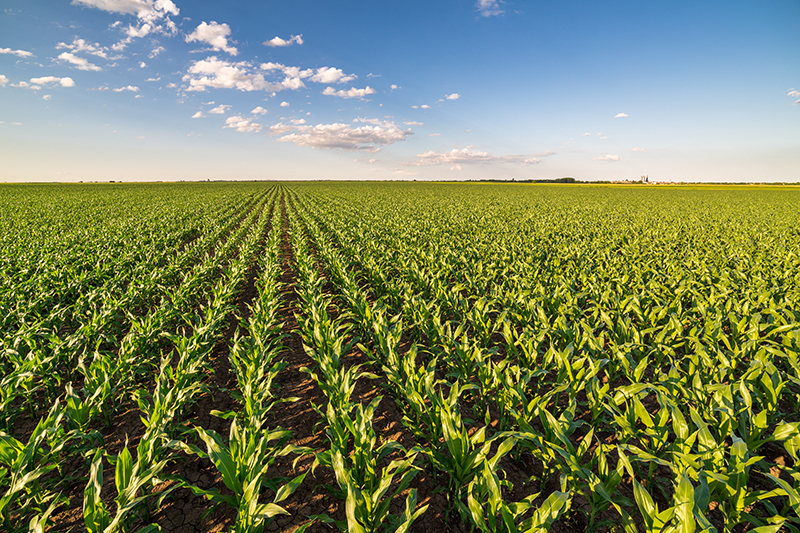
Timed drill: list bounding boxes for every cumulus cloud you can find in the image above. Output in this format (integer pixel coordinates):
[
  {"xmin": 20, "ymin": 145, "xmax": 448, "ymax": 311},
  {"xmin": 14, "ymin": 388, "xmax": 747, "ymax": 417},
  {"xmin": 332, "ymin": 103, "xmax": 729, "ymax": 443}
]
[
  {"xmin": 57, "ymin": 52, "xmax": 102, "ymax": 71},
  {"xmin": 391, "ymin": 84, "xmax": 399, "ymax": 90},
  {"xmin": 594, "ymin": 154, "xmax": 620, "ymax": 161},
  {"xmin": 413, "ymin": 147, "xmax": 541, "ymax": 166},
  {"xmin": 788, "ymin": 89, "xmax": 800, "ymax": 97},
  {"xmin": 583, "ymin": 132, "xmax": 591, "ymax": 136},
  {"xmin": 224, "ymin": 115, "xmax": 262, "ymax": 133},
  {"xmin": 445, "ymin": 93, "xmax": 460, "ymax": 100},
  {"xmin": 56, "ymin": 38, "xmax": 109, "ymax": 58},
  {"xmin": 614, "ymin": 113, "xmax": 628, "ymax": 118},
  {"xmin": 72, "ymin": 0, "xmax": 179, "ymax": 50},
  {"xmin": 186, "ymin": 21, "xmax": 238, "ymax": 55},
  {"xmin": 30, "ymin": 76, "xmax": 75, "ymax": 87},
  {"xmin": 184, "ymin": 57, "xmax": 323, "ymax": 93},
  {"xmin": 477, "ymin": 0, "xmax": 503, "ymax": 17},
  {"xmin": 0, "ymin": 75, "xmax": 7, "ymax": 86},
  {"xmin": 149, "ymin": 46, "xmax": 165, "ymax": 57},
  {"xmin": 271, "ymin": 118, "xmax": 412, "ymax": 151},
  {"xmin": 280, "ymin": 101, "xmax": 290, "ymax": 107},
  {"xmin": 404, "ymin": 121, "xmax": 424, "ymax": 126},
  {"xmin": 209, "ymin": 104, "xmax": 231, "ymax": 114},
  {"xmin": 191, "ymin": 111, "xmax": 203, "ymax": 118},
  {"xmin": 263, "ymin": 34, "xmax": 303, "ymax": 47},
  {"xmin": 184, "ymin": 57, "xmax": 277, "ymax": 92},
  {"xmin": 71, "ymin": 0, "xmax": 179, "ymax": 18},
  {"xmin": 0, "ymin": 48, "xmax": 34, "ymax": 58},
  {"xmin": 322, "ymin": 86, "xmax": 376, "ymax": 99},
  {"xmin": 112, "ymin": 85, "xmax": 139, "ymax": 92},
  {"xmin": 309, "ymin": 67, "xmax": 355, "ymax": 84},
  {"xmin": 43, "ymin": 94, "xmax": 52, "ymax": 100},
  {"xmin": 251, "ymin": 106, "xmax": 267, "ymax": 115}
]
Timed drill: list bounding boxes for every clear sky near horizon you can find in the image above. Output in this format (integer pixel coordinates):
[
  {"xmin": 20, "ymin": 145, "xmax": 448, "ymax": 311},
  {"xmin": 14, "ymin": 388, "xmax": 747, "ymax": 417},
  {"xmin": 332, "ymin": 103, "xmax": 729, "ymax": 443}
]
[{"xmin": 1, "ymin": 0, "xmax": 798, "ymax": 183}]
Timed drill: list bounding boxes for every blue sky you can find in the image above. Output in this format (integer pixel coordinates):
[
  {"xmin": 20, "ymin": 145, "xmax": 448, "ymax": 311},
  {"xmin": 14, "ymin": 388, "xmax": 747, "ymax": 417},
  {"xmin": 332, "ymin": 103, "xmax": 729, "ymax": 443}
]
[{"xmin": 1, "ymin": 0, "xmax": 798, "ymax": 182}]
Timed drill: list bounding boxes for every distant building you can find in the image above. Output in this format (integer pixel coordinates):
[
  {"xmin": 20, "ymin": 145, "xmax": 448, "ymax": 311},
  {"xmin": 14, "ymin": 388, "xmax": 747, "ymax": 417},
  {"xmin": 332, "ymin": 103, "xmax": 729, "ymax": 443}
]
[{"xmin": 640, "ymin": 175, "xmax": 649, "ymax": 183}]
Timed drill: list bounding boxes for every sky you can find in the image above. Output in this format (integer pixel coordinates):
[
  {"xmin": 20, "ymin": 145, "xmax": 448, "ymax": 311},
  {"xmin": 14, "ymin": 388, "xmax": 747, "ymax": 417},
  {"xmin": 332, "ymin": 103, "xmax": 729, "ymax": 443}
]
[{"xmin": 0, "ymin": 0, "xmax": 798, "ymax": 183}]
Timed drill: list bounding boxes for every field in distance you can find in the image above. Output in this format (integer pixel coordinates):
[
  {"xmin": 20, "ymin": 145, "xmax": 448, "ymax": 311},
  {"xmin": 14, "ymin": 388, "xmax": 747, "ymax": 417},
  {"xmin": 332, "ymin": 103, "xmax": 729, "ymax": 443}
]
[{"xmin": 1, "ymin": 181, "xmax": 799, "ymax": 533}]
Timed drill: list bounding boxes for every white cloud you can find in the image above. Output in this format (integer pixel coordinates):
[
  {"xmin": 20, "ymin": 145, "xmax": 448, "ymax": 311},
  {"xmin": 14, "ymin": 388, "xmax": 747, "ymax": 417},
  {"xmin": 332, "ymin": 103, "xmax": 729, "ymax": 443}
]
[
  {"xmin": 451, "ymin": 165, "xmax": 462, "ymax": 171},
  {"xmin": 280, "ymin": 101, "xmax": 290, "ymax": 107},
  {"xmin": 413, "ymin": 147, "xmax": 541, "ymax": 166},
  {"xmin": 43, "ymin": 94, "xmax": 52, "ymax": 100},
  {"xmin": 309, "ymin": 67, "xmax": 355, "ymax": 84},
  {"xmin": 787, "ymin": 89, "xmax": 800, "ymax": 98},
  {"xmin": 57, "ymin": 52, "xmax": 102, "ymax": 71},
  {"xmin": 445, "ymin": 93, "xmax": 460, "ymax": 100},
  {"xmin": 30, "ymin": 76, "xmax": 75, "ymax": 88},
  {"xmin": 112, "ymin": 85, "xmax": 139, "ymax": 92},
  {"xmin": 251, "ymin": 106, "xmax": 267, "ymax": 115},
  {"xmin": 125, "ymin": 23, "xmax": 152, "ymax": 39},
  {"xmin": 477, "ymin": 0, "xmax": 503, "ymax": 17},
  {"xmin": 0, "ymin": 48, "xmax": 34, "ymax": 58},
  {"xmin": 146, "ymin": 76, "xmax": 160, "ymax": 81},
  {"xmin": 583, "ymin": 133, "xmax": 591, "ymax": 136},
  {"xmin": 71, "ymin": 0, "xmax": 178, "ymax": 17},
  {"xmin": 631, "ymin": 147, "xmax": 646, "ymax": 152},
  {"xmin": 73, "ymin": 0, "xmax": 179, "ymax": 50},
  {"xmin": 404, "ymin": 121, "xmax": 424, "ymax": 126},
  {"xmin": 224, "ymin": 115, "xmax": 262, "ymax": 133},
  {"xmin": 138, "ymin": 61, "xmax": 146, "ymax": 68},
  {"xmin": 149, "ymin": 46, "xmax": 165, "ymax": 57},
  {"xmin": 272, "ymin": 118, "xmax": 412, "ymax": 151},
  {"xmin": 184, "ymin": 57, "xmax": 311, "ymax": 93},
  {"xmin": 594, "ymin": 154, "xmax": 620, "ymax": 161},
  {"xmin": 209, "ymin": 104, "xmax": 230, "ymax": 114},
  {"xmin": 0, "ymin": 75, "xmax": 7, "ymax": 86},
  {"xmin": 394, "ymin": 169, "xmax": 418, "ymax": 176},
  {"xmin": 322, "ymin": 86, "xmax": 376, "ymax": 99},
  {"xmin": 268, "ymin": 123, "xmax": 295, "ymax": 135},
  {"xmin": 56, "ymin": 38, "xmax": 109, "ymax": 58},
  {"xmin": 186, "ymin": 21, "xmax": 238, "ymax": 55},
  {"xmin": 421, "ymin": 104, "xmax": 431, "ymax": 109},
  {"xmin": 391, "ymin": 84, "xmax": 399, "ymax": 90},
  {"xmin": 614, "ymin": 113, "xmax": 628, "ymax": 118},
  {"xmin": 429, "ymin": 133, "xmax": 441, "ymax": 137},
  {"xmin": 191, "ymin": 111, "xmax": 204, "ymax": 118},
  {"xmin": 263, "ymin": 34, "xmax": 303, "ymax": 47}
]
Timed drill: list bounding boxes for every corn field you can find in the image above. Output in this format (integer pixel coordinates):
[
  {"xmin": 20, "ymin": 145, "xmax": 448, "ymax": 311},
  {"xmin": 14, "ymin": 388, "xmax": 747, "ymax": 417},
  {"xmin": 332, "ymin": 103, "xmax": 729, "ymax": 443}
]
[{"xmin": 1, "ymin": 181, "xmax": 799, "ymax": 533}]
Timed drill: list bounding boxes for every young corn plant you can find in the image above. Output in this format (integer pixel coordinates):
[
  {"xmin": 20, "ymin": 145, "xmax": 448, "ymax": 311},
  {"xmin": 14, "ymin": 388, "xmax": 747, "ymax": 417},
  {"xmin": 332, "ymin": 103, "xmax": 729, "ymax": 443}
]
[
  {"xmin": 428, "ymin": 383, "xmax": 518, "ymax": 509},
  {"xmin": 462, "ymin": 459, "xmax": 572, "ymax": 533},
  {"xmin": 314, "ymin": 398, "xmax": 428, "ymax": 533},
  {"xmin": 82, "ymin": 442, "xmax": 171, "ymax": 533},
  {"xmin": 169, "ymin": 418, "xmax": 309, "ymax": 533},
  {"xmin": 0, "ymin": 401, "xmax": 70, "ymax": 533}
]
